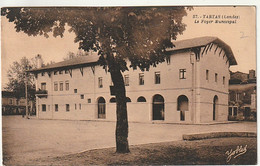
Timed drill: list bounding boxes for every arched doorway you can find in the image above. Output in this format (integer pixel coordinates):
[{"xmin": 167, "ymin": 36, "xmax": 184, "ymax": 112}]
[
  {"xmin": 213, "ymin": 95, "xmax": 218, "ymax": 121},
  {"xmin": 152, "ymin": 94, "xmax": 164, "ymax": 120},
  {"xmin": 97, "ymin": 97, "xmax": 106, "ymax": 119},
  {"xmin": 177, "ymin": 95, "xmax": 189, "ymax": 121}
]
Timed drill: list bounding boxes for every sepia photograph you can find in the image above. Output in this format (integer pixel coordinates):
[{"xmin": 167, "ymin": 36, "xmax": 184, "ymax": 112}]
[{"xmin": 1, "ymin": 5, "xmax": 257, "ymax": 165}]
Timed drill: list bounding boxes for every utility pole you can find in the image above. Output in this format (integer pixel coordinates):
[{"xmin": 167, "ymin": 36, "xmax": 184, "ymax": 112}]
[{"xmin": 25, "ymin": 70, "xmax": 29, "ymax": 119}]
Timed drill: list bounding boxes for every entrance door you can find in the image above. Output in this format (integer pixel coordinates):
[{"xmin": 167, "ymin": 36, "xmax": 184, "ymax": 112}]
[
  {"xmin": 152, "ymin": 94, "xmax": 165, "ymax": 120},
  {"xmin": 213, "ymin": 95, "xmax": 218, "ymax": 121},
  {"xmin": 98, "ymin": 97, "xmax": 106, "ymax": 119},
  {"xmin": 177, "ymin": 95, "xmax": 189, "ymax": 121}
]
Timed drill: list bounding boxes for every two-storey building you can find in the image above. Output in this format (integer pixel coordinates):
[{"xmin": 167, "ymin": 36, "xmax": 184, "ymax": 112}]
[{"xmin": 30, "ymin": 36, "xmax": 237, "ymax": 123}]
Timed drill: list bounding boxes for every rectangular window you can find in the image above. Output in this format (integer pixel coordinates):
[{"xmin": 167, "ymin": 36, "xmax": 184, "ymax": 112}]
[
  {"xmin": 66, "ymin": 104, "xmax": 70, "ymax": 112},
  {"xmin": 88, "ymin": 99, "xmax": 91, "ymax": 103},
  {"xmin": 124, "ymin": 74, "xmax": 129, "ymax": 86},
  {"xmin": 54, "ymin": 82, "xmax": 58, "ymax": 91},
  {"xmin": 54, "ymin": 71, "xmax": 58, "ymax": 75},
  {"xmin": 233, "ymin": 107, "xmax": 238, "ymax": 116},
  {"xmin": 155, "ymin": 72, "xmax": 161, "ymax": 84},
  {"xmin": 59, "ymin": 70, "xmax": 63, "ymax": 74},
  {"xmin": 79, "ymin": 104, "xmax": 81, "ymax": 110},
  {"xmin": 206, "ymin": 70, "xmax": 209, "ymax": 80},
  {"xmin": 74, "ymin": 89, "xmax": 77, "ymax": 93},
  {"xmin": 98, "ymin": 77, "xmax": 103, "ymax": 88},
  {"xmin": 41, "ymin": 82, "xmax": 46, "ymax": 90},
  {"xmin": 166, "ymin": 56, "xmax": 171, "ymax": 65},
  {"xmin": 139, "ymin": 73, "xmax": 144, "ymax": 85},
  {"xmin": 223, "ymin": 76, "xmax": 225, "ymax": 85},
  {"xmin": 215, "ymin": 73, "xmax": 218, "ymax": 82},
  {"xmin": 41, "ymin": 72, "xmax": 45, "ymax": 76},
  {"xmin": 42, "ymin": 104, "xmax": 46, "ymax": 112},
  {"xmin": 228, "ymin": 107, "xmax": 232, "ymax": 116},
  {"xmin": 60, "ymin": 82, "xmax": 63, "ymax": 91},
  {"xmin": 55, "ymin": 104, "xmax": 58, "ymax": 112},
  {"xmin": 81, "ymin": 94, "xmax": 84, "ymax": 99},
  {"xmin": 179, "ymin": 69, "xmax": 186, "ymax": 79},
  {"xmin": 65, "ymin": 81, "xmax": 69, "ymax": 91},
  {"xmin": 75, "ymin": 104, "xmax": 77, "ymax": 110},
  {"xmin": 9, "ymin": 99, "xmax": 13, "ymax": 105}
]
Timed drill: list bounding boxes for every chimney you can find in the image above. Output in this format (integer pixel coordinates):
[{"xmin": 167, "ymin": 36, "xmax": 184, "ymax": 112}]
[
  {"xmin": 249, "ymin": 70, "xmax": 255, "ymax": 80},
  {"xmin": 36, "ymin": 54, "xmax": 43, "ymax": 68}
]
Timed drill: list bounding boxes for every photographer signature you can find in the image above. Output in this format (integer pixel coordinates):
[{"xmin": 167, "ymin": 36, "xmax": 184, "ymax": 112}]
[{"xmin": 225, "ymin": 145, "xmax": 247, "ymax": 162}]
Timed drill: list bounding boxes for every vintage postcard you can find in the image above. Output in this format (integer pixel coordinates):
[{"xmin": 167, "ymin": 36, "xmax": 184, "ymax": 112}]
[{"xmin": 1, "ymin": 6, "xmax": 257, "ymax": 165}]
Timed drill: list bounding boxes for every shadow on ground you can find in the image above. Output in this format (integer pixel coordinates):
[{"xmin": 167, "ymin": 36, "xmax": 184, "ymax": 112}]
[{"xmin": 28, "ymin": 137, "xmax": 256, "ymax": 165}]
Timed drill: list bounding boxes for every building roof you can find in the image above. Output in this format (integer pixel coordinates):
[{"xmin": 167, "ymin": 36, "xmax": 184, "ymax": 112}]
[
  {"xmin": 30, "ymin": 36, "xmax": 237, "ymax": 72},
  {"xmin": 29, "ymin": 55, "xmax": 99, "ymax": 72},
  {"xmin": 168, "ymin": 36, "xmax": 237, "ymax": 65},
  {"xmin": 2, "ymin": 91, "xmax": 14, "ymax": 98}
]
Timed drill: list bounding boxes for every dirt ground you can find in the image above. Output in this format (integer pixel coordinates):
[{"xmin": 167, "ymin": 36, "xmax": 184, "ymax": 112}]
[
  {"xmin": 2, "ymin": 116, "xmax": 257, "ymax": 165},
  {"xmin": 28, "ymin": 137, "xmax": 258, "ymax": 165}
]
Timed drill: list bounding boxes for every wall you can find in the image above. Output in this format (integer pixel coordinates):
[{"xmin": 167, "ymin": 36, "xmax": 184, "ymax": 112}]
[{"xmin": 35, "ymin": 44, "xmax": 232, "ymax": 123}]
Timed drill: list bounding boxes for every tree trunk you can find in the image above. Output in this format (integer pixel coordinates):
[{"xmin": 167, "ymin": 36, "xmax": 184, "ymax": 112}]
[{"xmin": 110, "ymin": 67, "xmax": 130, "ymax": 153}]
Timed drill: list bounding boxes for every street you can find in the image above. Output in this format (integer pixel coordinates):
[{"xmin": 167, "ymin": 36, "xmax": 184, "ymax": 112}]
[{"xmin": 2, "ymin": 116, "xmax": 257, "ymax": 165}]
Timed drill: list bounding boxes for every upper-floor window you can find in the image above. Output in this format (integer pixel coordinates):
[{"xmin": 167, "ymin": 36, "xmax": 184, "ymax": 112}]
[
  {"xmin": 155, "ymin": 72, "xmax": 161, "ymax": 84},
  {"xmin": 9, "ymin": 99, "xmax": 13, "ymax": 105},
  {"xmin": 54, "ymin": 82, "xmax": 58, "ymax": 91},
  {"xmin": 179, "ymin": 69, "xmax": 186, "ymax": 79},
  {"xmin": 223, "ymin": 76, "xmax": 225, "ymax": 85},
  {"xmin": 81, "ymin": 94, "xmax": 84, "ymax": 99},
  {"xmin": 139, "ymin": 73, "xmax": 144, "ymax": 85},
  {"xmin": 65, "ymin": 81, "xmax": 69, "ymax": 91},
  {"xmin": 79, "ymin": 104, "xmax": 82, "ymax": 110},
  {"xmin": 98, "ymin": 77, "xmax": 103, "ymax": 88},
  {"xmin": 55, "ymin": 104, "xmax": 58, "ymax": 112},
  {"xmin": 41, "ymin": 82, "xmax": 46, "ymax": 90},
  {"xmin": 60, "ymin": 82, "xmax": 63, "ymax": 91},
  {"xmin": 42, "ymin": 104, "xmax": 46, "ymax": 112},
  {"xmin": 54, "ymin": 71, "xmax": 58, "ymax": 75},
  {"xmin": 166, "ymin": 56, "xmax": 171, "ymax": 65},
  {"xmin": 75, "ymin": 104, "xmax": 77, "ymax": 110},
  {"xmin": 124, "ymin": 75, "xmax": 129, "ymax": 86},
  {"xmin": 74, "ymin": 89, "xmax": 77, "ymax": 93},
  {"xmin": 206, "ymin": 70, "xmax": 209, "ymax": 81},
  {"xmin": 66, "ymin": 104, "xmax": 70, "ymax": 112},
  {"xmin": 215, "ymin": 73, "xmax": 218, "ymax": 82},
  {"xmin": 59, "ymin": 70, "xmax": 63, "ymax": 74}
]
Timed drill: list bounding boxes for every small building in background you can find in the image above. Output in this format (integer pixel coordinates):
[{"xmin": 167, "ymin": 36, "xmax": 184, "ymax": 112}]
[
  {"xmin": 2, "ymin": 91, "xmax": 35, "ymax": 116},
  {"xmin": 2, "ymin": 91, "xmax": 26, "ymax": 115},
  {"xmin": 228, "ymin": 70, "xmax": 257, "ymax": 121}
]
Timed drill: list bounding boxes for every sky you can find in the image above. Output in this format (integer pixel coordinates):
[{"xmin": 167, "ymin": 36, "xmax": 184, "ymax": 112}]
[{"xmin": 1, "ymin": 6, "xmax": 256, "ymax": 88}]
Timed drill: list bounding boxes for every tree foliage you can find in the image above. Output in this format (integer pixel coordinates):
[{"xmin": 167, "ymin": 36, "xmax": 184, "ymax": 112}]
[
  {"xmin": 5, "ymin": 57, "xmax": 35, "ymax": 100},
  {"xmin": 64, "ymin": 50, "xmax": 89, "ymax": 60},
  {"xmin": 2, "ymin": 7, "xmax": 190, "ymax": 153},
  {"xmin": 2, "ymin": 7, "xmax": 189, "ymax": 71}
]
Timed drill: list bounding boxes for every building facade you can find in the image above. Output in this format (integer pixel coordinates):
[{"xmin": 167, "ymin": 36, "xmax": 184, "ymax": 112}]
[
  {"xmin": 229, "ymin": 70, "xmax": 257, "ymax": 121},
  {"xmin": 30, "ymin": 36, "xmax": 237, "ymax": 123},
  {"xmin": 2, "ymin": 91, "xmax": 26, "ymax": 115}
]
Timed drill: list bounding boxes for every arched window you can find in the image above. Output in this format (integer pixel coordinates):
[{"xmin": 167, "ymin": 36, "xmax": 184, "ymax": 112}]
[
  {"xmin": 177, "ymin": 95, "xmax": 189, "ymax": 121},
  {"xmin": 126, "ymin": 97, "xmax": 131, "ymax": 102},
  {"xmin": 137, "ymin": 96, "xmax": 146, "ymax": 102},
  {"xmin": 152, "ymin": 94, "xmax": 165, "ymax": 120},
  {"xmin": 97, "ymin": 97, "xmax": 106, "ymax": 119},
  {"xmin": 109, "ymin": 97, "xmax": 116, "ymax": 103}
]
